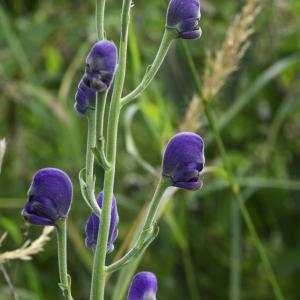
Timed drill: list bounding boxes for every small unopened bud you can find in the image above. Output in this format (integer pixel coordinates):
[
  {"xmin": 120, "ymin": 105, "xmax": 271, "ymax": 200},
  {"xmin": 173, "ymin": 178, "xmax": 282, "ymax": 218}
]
[
  {"xmin": 85, "ymin": 192, "xmax": 119, "ymax": 253},
  {"xmin": 22, "ymin": 168, "xmax": 73, "ymax": 226},
  {"xmin": 74, "ymin": 78, "xmax": 96, "ymax": 114},
  {"xmin": 166, "ymin": 0, "xmax": 202, "ymax": 40},
  {"xmin": 84, "ymin": 40, "xmax": 118, "ymax": 92},
  {"xmin": 127, "ymin": 272, "xmax": 158, "ymax": 300},
  {"xmin": 162, "ymin": 132, "xmax": 205, "ymax": 190}
]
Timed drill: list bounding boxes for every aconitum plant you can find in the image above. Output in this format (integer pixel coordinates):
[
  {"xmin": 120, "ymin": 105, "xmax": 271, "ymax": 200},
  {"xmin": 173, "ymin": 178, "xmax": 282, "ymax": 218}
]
[
  {"xmin": 21, "ymin": 0, "xmax": 204, "ymax": 299},
  {"xmin": 85, "ymin": 192, "xmax": 119, "ymax": 253},
  {"xmin": 127, "ymin": 272, "xmax": 158, "ymax": 300}
]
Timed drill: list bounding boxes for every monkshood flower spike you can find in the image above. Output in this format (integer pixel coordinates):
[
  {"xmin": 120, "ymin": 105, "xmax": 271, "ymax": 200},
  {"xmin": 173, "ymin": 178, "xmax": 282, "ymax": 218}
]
[
  {"xmin": 75, "ymin": 78, "xmax": 96, "ymax": 114},
  {"xmin": 166, "ymin": 0, "xmax": 202, "ymax": 39},
  {"xmin": 162, "ymin": 132, "xmax": 205, "ymax": 190},
  {"xmin": 85, "ymin": 192, "xmax": 119, "ymax": 253},
  {"xmin": 127, "ymin": 272, "xmax": 158, "ymax": 300},
  {"xmin": 22, "ymin": 168, "xmax": 73, "ymax": 226},
  {"xmin": 83, "ymin": 40, "xmax": 118, "ymax": 92}
]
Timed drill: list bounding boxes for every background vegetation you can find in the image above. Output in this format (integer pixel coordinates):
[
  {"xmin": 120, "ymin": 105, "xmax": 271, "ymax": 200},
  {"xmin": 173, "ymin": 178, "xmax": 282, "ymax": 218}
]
[{"xmin": 0, "ymin": 0, "xmax": 300, "ymax": 299}]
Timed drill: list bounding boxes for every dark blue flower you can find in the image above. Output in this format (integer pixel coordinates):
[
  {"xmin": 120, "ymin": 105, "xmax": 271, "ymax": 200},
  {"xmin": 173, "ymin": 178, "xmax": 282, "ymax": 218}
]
[
  {"xmin": 166, "ymin": 0, "xmax": 202, "ymax": 39},
  {"xmin": 85, "ymin": 192, "xmax": 119, "ymax": 253},
  {"xmin": 74, "ymin": 78, "xmax": 96, "ymax": 114},
  {"xmin": 162, "ymin": 132, "xmax": 205, "ymax": 190},
  {"xmin": 22, "ymin": 168, "xmax": 73, "ymax": 226},
  {"xmin": 127, "ymin": 272, "xmax": 158, "ymax": 300},
  {"xmin": 83, "ymin": 40, "xmax": 118, "ymax": 92}
]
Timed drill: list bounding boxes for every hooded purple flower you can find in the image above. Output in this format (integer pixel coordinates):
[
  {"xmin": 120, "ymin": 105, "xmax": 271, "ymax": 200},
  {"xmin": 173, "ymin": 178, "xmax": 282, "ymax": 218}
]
[
  {"xmin": 85, "ymin": 192, "xmax": 119, "ymax": 253},
  {"xmin": 74, "ymin": 78, "xmax": 96, "ymax": 114},
  {"xmin": 162, "ymin": 132, "xmax": 205, "ymax": 190},
  {"xmin": 166, "ymin": 0, "xmax": 202, "ymax": 39},
  {"xmin": 127, "ymin": 272, "xmax": 158, "ymax": 300},
  {"xmin": 22, "ymin": 168, "xmax": 73, "ymax": 226},
  {"xmin": 83, "ymin": 40, "xmax": 118, "ymax": 92}
]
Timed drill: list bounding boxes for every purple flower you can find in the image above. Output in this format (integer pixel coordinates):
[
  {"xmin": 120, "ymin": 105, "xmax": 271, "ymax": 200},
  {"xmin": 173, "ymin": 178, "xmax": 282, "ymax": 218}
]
[
  {"xmin": 127, "ymin": 272, "xmax": 158, "ymax": 300},
  {"xmin": 22, "ymin": 168, "xmax": 73, "ymax": 226},
  {"xmin": 166, "ymin": 0, "xmax": 202, "ymax": 39},
  {"xmin": 83, "ymin": 40, "xmax": 118, "ymax": 92},
  {"xmin": 162, "ymin": 132, "xmax": 205, "ymax": 190},
  {"xmin": 74, "ymin": 78, "xmax": 96, "ymax": 114},
  {"xmin": 85, "ymin": 192, "xmax": 119, "ymax": 253}
]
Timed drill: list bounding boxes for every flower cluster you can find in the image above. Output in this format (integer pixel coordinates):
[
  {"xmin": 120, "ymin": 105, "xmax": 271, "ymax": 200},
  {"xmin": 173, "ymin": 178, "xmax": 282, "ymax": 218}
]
[
  {"xmin": 85, "ymin": 192, "xmax": 119, "ymax": 253},
  {"xmin": 166, "ymin": 0, "xmax": 202, "ymax": 39},
  {"xmin": 75, "ymin": 40, "xmax": 118, "ymax": 114},
  {"xmin": 21, "ymin": 0, "xmax": 206, "ymax": 297},
  {"xmin": 22, "ymin": 168, "xmax": 73, "ymax": 226}
]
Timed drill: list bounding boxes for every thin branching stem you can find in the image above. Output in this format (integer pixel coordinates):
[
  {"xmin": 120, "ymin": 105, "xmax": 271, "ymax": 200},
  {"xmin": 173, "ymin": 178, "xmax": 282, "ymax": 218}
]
[
  {"xmin": 121, "ymin": 29, "xmax": 175, "ymax": 106},
  {"xmin": 85, "ymin": 110, "xmax": 102, "ymax": 216},
  {"xmin": 0, "ymin": 264, "xmax": 20, "ymax": 300},
  {"xmin": 56, "ymin": 219, "xmax": 73, "ymax": 300},
  {"xmin": 90, "ymin": 0, "xmax": 132, "ymax": 298},
  {"xmin": 96, "ymin": 0, "xmax": 106, "ymax": 40}
]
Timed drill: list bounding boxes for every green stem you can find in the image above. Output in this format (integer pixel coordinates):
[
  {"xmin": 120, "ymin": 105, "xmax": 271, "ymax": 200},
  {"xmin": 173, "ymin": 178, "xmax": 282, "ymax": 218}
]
[
  {"xmin": 136, "ymin": 177, "xmax": 169, "ymax": 242},
  {"xmin": 108, "ymin": 177, "xmax": 168, "ymax": 275},
  {"xmin": 183, "ymin": 250, "xmax": 200, "ymax": 300},
  {"xmin": 97, "ymin": 91, "xmax": 107, "ymax": 143},
  {"xmin": 96, "ymin": 0, "xmax": 106, "ymax": 40},
  {"xmin": 0, "ymin": 264, "xmax": 20, "ymax": 300},
  {"xmin": 86, "ymin": 110, "xmax": 102, "ymax": 216},
  {"xmin": 182, "ymin": 41, "xmax": 284, "ymax": 300},
  {"xmin": 111, "ymin": 178, "xmax": 169, "ymax": 300},
  {"xmin": 121, "ymin": 29, "xmax": 175, "ymax": 106},
  {"xmin": 86, "ymin": 110, "xmax": 96, "ymax": 187},
  {"xmin": 56, "ymin": 219, "xmax": 73, "ymax": 300},
  {"xmin": 95, "ymin": 91, "xmax": 110, "ymax": 169},
  {"xmin": 106, "ymin": 221, "xmax": 158, "ymax": 274},
  {"xmin": 229, "ymin": 199, "xmax": 241, "ymax": 300},
  {"xmin": 90, "ymin": 0, "xmax": 132, "ymax": 299}
]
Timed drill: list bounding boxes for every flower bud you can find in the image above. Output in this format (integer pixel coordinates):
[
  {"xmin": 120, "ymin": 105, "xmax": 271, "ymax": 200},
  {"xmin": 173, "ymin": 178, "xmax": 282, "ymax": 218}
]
[
  {"xmin": 162, "ymin": 132, "xmax": 205, "ymax": 190},
  {"xmin": 74, "ymin": 78, "xmax": 96, "ymax": 114},
  {"xmin": 22, "ymin": 168, "xmax": 73, "ymax": 226},
  {"xmin": 84, "ymin": 40, "xmax": 118, "ymax": 92},
  {"xmin": 166, "ymin": 0, "xmax": 202, "ymax": 39},
  {"xmin": 127, "ymin": 272, "xmax": 158, "ymax": 300},
  {"xmin": 85, "ymin": 192, "xmax": 119, "ymax": 253}
]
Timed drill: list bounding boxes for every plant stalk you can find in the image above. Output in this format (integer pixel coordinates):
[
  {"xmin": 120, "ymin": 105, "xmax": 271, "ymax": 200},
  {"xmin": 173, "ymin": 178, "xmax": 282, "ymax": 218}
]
[
  {"xmin": 56, "ymin": 219, "xmax": 73, "ymax": 300},
  {"xmin": 95, "ymin": 91, "xmax": 110, "ymax": 169},
  {"xmin": 111, "ymin": 178, "xmax": 169, "ymax": 300},
  {"xmin": 107, "ymin": 178, "xmax": 168, "ymax": 273},
  {"xmin": 121, "ymin": 29, "xmax": 175, "ymax": 106},
  {"xmin": 96, "ymin": 0, "xmax": 106, "ymax": 40},
  {"xmin": 90, "ymin": 0, "xmax": 132, "ymax": 298},
  {"xmin": 86, "ymin": 110, "xmax": 101, "ymax": 216}
]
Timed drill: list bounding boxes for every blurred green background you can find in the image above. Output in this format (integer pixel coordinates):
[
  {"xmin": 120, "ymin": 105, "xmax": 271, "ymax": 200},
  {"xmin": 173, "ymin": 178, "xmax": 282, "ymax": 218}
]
[{"xmin": 1, "ymin": 0, "xmax": 300, "ymax": 299}]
